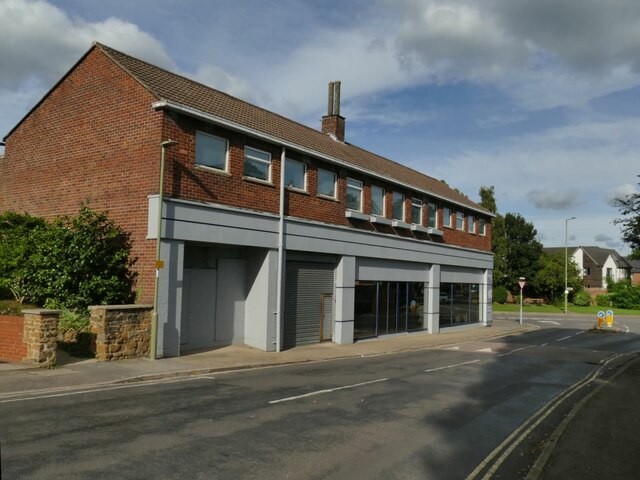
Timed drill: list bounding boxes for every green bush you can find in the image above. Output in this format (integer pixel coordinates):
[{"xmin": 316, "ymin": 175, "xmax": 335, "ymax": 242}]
[
  {"xmin": 0, "ymin": 212, "xmax": 46, "ymax": 303},
  {"xmin": 24, "ymin": 207, "xmax": 136, "ymax": 311},
  {"xmin": 493, "ymin": 285, "xmax": 508, "ymax": 304},
  {"xmin": 609, "ymin": 285, "xmax": 640, "ymax": 310},
  {"xmin": 572, "ymin": 290, "xmax": 592, "ymax": 307},
  {"xmin": 596, "ymin": 294, "xmax": 611, "ymax": 307}
]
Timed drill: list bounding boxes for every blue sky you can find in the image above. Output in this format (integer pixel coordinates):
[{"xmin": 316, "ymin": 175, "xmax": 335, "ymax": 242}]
[{"xmin": 2, "ymin": 0, "xmax": 639, "ymax": 254}]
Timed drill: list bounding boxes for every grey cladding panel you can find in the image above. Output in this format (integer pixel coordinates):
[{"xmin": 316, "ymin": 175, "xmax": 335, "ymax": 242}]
[{"xmin": 283, "ymin": 262, "xmax": 335, "ymax": 348}]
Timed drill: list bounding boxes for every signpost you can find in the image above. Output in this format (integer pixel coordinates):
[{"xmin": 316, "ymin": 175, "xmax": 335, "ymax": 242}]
[
  {"xmin": 518, "ymin": 277, "xmax": 526, "ymax": 326},
  {"xmin": 597, "ymin": 310, "xmax": 605, "ymax": 329}
]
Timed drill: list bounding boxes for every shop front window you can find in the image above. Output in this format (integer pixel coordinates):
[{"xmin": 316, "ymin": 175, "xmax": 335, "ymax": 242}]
[
  {"xmin": 354, "ymin": 281, "xmax": 425, "ymax": 339},
  {"xmin": 439, "ymin": 282, "xmax": 480, "ymax": 328}
]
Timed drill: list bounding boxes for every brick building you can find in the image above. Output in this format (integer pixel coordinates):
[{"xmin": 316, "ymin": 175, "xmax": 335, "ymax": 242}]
[{"xmin": 1, "ymin": 43, "xmax": 494, "ymax": 356}]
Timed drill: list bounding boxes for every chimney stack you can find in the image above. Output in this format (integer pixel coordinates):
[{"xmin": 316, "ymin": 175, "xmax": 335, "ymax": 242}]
[{"xmin": 322, "ymin": 81, "xmax": 345, "ymax": 142}]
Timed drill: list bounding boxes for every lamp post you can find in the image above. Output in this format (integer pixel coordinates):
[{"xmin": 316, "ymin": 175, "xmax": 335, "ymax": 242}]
[
  {"xmin": 564, "ymin": 216, "xmax": 576, "ymax": 315},
  {"xmin": 151, "ymin": 139, "xmax": 178, "ymax": 360},
  {"xmin": 518, "ymin": 277, "xmax": 526, "ymax": 325}
]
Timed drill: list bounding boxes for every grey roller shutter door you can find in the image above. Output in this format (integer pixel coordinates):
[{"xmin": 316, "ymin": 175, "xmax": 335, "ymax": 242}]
[{"xmin": 283, "ymin": 261, "xmax": 334, "ymax": 349}]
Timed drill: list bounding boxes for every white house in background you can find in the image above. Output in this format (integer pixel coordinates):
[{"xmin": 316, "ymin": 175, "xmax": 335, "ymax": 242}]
[{"xmin": 543, "ymin": 246, "xmax": 631, "ymax": 289}]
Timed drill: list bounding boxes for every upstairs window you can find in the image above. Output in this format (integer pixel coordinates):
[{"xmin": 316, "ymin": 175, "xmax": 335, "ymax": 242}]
[
  {"xmin": 468, "ymin": 215, "xmax": 476, "ymax": 233},
  {"xmin": 392, "ymin": 192, "xmax": 405, "ymax": 220},
  {"xmin": 318, "ymin": 169, "xmax": 337, "ymax": 198},
  {"xmin": 443, "ymin": 207, "xmax": 452, "ymax": 228},
  {"xmin": 371, "ymin": 185, "xmax": 385, "ymax": 216},
  {"xmin": 479, "ymin": 218, "xmax": 486, "ymax": 236},
  {"xmin": 411, "ymin": 198, "xmax": 423, "ymax": 225},
  {"xmin": 346, "ymin": 178, "xmax": 363, "ymax": 211},
  {"xmin": 285, "ymin": 159, "xmax": 306, "ymax": 190},
  {"xmin": 243, "ymin": 146, "xmax": 271, "ymax": 181},
  {"xmin": 456, "ymin": 212, "xmax": 464, "ymax": 230},
  {"xmin": 428, "ymin": 203, "xmax": 438, "ymax": 228},
  {"xmin": 196, "ymin": 131, "xmax": 227, "ymax": 171}
]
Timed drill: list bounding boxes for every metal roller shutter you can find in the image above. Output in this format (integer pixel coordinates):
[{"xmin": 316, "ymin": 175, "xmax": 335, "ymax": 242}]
[{"xmin": 283, "ymin": 261, "xmax": 334, "ymax": 349}]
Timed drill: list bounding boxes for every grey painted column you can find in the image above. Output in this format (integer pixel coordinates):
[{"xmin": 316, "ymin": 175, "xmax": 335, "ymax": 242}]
[
  {"xmin": 483, "ymin": 269, "xmax": 493, "ymax": 326},
  {"xmin": 426, "ymin": 264, "xmax": 441, "ymax": 334},
  {"xmin": 244, "ymin": 249, "xmax": 279, "ymax": 352},
  {"xmin": 158, "ymin": 240, "xmax": 184, "ymax": 358},
  {"xmin": 334, "ymin": 255, "xmax": 355, "ymax": 344}
]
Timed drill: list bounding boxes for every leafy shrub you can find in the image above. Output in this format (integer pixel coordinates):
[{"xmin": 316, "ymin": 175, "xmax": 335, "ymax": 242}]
[
  {"xmin": 24, "ymin": 207, "xmax": 136, "ymax": 311},
  {"xmin": 493, "ymin": 285, "xmax": 508, "ymax": 304},
  {"xmin": 609, "ymin": 285, "xmax": 640, "ymax": 310},
  {"xmin": 596, "ymin": 294, "xmax": 611, "ymax": 307},
  {"xmin": 572, "ymin": 290, "xmax": 592, "ymax": 307},
  {"xmin": 0, "ymin": 212, "xmax": 46, "ymax": 303}
]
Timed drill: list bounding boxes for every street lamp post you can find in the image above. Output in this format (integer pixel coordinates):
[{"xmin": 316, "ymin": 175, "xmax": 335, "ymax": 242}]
[
  {"xmin": 564, "ymin": 216, "xmax": 576, "ymax": 315},
  {"xmin": 518, "ymin": 277, "xmax": 526, "ymax": 325},
  {"xmin": 151, "ymin": 139, "xmax": 178, "ymax": 360}
]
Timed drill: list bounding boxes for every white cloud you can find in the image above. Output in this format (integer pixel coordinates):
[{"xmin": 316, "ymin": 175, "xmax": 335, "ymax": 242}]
[
  {"xmin": 0, "ymin": 0, "xmax": 173, "ymax": 90},
  {"xmin": 595, "ymin": 234, "xmax": 613, "ymax": 242}
]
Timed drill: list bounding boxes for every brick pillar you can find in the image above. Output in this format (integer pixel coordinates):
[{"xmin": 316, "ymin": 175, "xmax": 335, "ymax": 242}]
[{"xmin": 22, "ymin": 309, "xmax": 60, "ymax": 366}]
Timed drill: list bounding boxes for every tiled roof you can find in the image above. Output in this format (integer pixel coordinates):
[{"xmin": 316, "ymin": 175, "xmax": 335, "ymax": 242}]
[
  {"xmin": 96, "ymin": 43, "xmax": 490, "ymax": 215},
  {"xmin": 545, "ymin": 246, "xmax": 631, "ymax": 269}
]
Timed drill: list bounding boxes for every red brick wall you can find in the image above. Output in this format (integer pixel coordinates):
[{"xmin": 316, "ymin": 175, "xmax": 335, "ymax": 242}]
[
  {"xmin": 0, "ymin": 316, "xmax": 27, "ymax": 363},
  {"xmin": 0, "ymin": 48, "xmax": 163, "ymax": 303},
  {"xmin": 161, "ymin": 112, "xmax": 492, "ymax": 252}
]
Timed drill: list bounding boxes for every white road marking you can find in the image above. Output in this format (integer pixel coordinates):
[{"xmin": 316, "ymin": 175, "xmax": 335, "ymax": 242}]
[
  {"xmin": 0, "ymin": 375, "xmax": 212, "ymax": 404},
  {"xmin": 539, "ymin": 321, "xmax": 560, "ymax": 325},
  {"xmin": 555, "ymin": 335, "xmax": 573, "ymax": 342},
  {"xmin": 539, "ymin": 342, "xmax": 549, "ymax": 347},
  {"xmin": 497, "ymin": 345, "xmax": 535, "ymax": 357},
  {"xmin": 621, "ymin": 324, "xmax": 630, "ymax": 333},
  {"xmin": 445, "ymin": 346, "xmax": 461, "ymax": 350},
  {"xmin": 475, "ymin": 348, "xmax": 493, "ymax": 353},
  {"xmin": 268, "ymin": 378, "xmax": 389, "ymax": 404},
  {"xmin": 425, "ymin": 359, "xmax": 481, "ymax": 373},
  {"xmin": 574, "ymin": 330, "xmax": 585, "ymax": 336}
]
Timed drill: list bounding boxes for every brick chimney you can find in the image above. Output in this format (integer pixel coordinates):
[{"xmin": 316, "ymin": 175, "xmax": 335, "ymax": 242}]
[{"xmin": 322, "ymin": 81, "xmax": 345, "ymax": 142}]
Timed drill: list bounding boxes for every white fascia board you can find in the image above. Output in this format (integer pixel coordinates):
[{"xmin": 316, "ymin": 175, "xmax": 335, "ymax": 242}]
[
  {"xmin": 428, "ymin": 228, "xmax": 444, "ymax": 236},
  {"xmin": 410, "ymin": 224, "xmax": 429, "ymax": 233},
  {"xmin": 152, "ymin": 100, "xmax": 495, "ymax": 218}
]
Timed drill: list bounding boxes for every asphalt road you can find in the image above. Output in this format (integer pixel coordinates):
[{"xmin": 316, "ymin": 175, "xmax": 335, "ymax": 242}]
[{"xmin": 1, "ymin": 315, "xmax": 639, "ymax": 480}]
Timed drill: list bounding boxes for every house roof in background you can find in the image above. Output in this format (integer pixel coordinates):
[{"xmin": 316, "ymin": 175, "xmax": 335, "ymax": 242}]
[
  {"xmin": 543, "ymin": 246, "xmax": 631, "ymax": 269},
  {"xmin": 93, "ymin": 43, "xmax": 491, "ymax": 216}
]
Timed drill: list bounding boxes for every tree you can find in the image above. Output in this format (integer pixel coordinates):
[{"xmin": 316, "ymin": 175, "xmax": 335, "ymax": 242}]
[
  {"xmin": 0, "ymin": 212, "xmax": 45, "ymax": 303},
  {"xmin": 613, "ymin": 179, "xmax": 640, "ymax": 253},
  {"xmin": 498, "ymin": 213, "xmax": 543, "ymax": 291},
  {"xmin": 479, "ymin": 185, "xmax": 497, "ymax": 214},
  {"xmin": 24, "ymin": 207, "xmax": 137, "ymax": 311},
  {"xmin": 533, "ymin": 252, "xmax": 582, "ymax": 302}
]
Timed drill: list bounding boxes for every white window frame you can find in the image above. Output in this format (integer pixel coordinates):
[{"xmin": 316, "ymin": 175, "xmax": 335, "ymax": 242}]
[
  {"xmin": 346, "ymin": 177, "xmax": 363, "ymax": 211},
  {"xmin": 479, "ymin": 218, "xmax": 486, "ymax": 236},
  {"xmin": 371, "ymin": 185, "xmax": 385, "ymax": 216},
  {"xmin": 317, "ymin": 168, "xmax": 337, "ymax": 198},
  {"xmin": 456, "ymin": 212, "xmax": 465, "ymax": 230},
  {"xmin": 468, "ymin": 215, "xmax": 476, "ymax": 234},
  {"xmin": 428, "ymin": 203, "xmax": 438, "ymax": 228},
  {"xmin": 392, "ymin": 192, "xmax": 405, "ymax": 221},
  {"xmin": 195, "ymin": 131, "xmax": 228, "ymax": 172},
  {"xmin": 243, "ymin": 145, "xmax": 271, "ymax": 182},
  {"xmin": 443, "ymin": 207, "xmax": 452, "ymax": 228},
  {"xmin": 285, "ymin": 158, "xmax": 307, "ymax": 191},
  {"xmin": 411, "ymin": 198, "xmax": 423, "ymax": 225}
]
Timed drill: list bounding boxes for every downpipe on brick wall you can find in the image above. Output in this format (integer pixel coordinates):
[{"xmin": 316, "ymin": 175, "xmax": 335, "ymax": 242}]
[{"xmin": 151, "ymin": 139, "xmax": 178, "ymax": 360}]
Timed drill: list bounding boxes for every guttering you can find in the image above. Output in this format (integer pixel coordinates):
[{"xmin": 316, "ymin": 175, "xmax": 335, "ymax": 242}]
[
  {"xmin": 152, "ymin": 100, "xmax": 494, "ymax": 218},
  {"xmin": 275, "ymin": 147, "xmax": 286, "ymax": 352}
]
